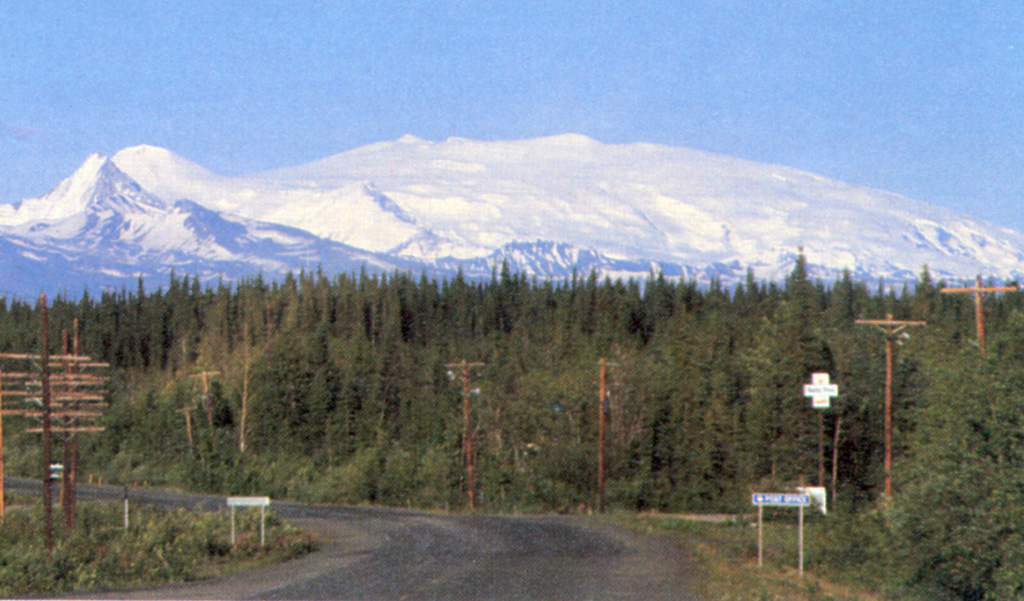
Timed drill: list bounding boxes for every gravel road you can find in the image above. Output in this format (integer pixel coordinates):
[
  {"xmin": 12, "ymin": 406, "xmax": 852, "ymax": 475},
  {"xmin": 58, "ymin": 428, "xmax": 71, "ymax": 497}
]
[{"xmin": 7, "ymin": 478, "xmax": 709, "ymax": 600}]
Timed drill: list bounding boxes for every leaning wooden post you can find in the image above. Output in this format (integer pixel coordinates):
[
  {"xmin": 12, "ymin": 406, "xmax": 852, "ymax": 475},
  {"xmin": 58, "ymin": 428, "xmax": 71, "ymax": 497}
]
[{"xmin": 831, "ymin": 416, "xmax": 843, "ymax": 503}]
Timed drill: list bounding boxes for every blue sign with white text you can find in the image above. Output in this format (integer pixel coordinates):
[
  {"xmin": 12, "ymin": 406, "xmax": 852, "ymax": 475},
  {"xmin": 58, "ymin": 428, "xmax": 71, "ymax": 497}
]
[{"xmin": 751, "ymin": 493, "xmax": 810, "ymax": 506}]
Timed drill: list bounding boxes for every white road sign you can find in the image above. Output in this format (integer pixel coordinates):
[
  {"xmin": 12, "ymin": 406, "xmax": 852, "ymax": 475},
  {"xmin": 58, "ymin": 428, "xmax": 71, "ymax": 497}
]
[
  {"xmin": 226, "ymin": 496, "xmax": 270, "ymax": 507},
  {"xmin": 803, "ymin": 373, "xmax": 839, "ymax": 409},
  {"xmin": 227, "ymin": 496, "xmax": 270, "ymax": 547}
]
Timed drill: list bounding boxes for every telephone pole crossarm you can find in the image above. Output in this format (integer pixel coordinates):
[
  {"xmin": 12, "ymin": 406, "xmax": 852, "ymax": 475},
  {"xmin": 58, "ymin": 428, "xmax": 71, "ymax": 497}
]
[
  {"xmin": 854, "ymin": 318, "xmax": 927, "ymax": 333},
  {"xmin": 940, "ymin": 275, "xmax": 1019, "ymax": 354}
]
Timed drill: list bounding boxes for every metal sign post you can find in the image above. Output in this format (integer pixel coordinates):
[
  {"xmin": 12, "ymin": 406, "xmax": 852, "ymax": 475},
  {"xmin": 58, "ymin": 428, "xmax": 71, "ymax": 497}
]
[
  {"xmin": 752, "ymin": 493, "xmax": 811, "ymax": 577},
  {"xmin": 227, "ymin": 496, "xmax": 270, "ymax": 548}
]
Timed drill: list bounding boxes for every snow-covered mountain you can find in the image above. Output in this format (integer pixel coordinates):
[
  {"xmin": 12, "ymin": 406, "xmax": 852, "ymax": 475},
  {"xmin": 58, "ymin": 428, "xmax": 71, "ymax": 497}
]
[
  {"xmin": 114, "ymin": 135, "xmax": 1024, "ymax": 283},
  {"xmin": 2, "ymin": 134, "xmax": 1023, "ymax": 298},
  {"xmin": 0, "ymin": 154, "xmax": 410, "ymax": 297}
]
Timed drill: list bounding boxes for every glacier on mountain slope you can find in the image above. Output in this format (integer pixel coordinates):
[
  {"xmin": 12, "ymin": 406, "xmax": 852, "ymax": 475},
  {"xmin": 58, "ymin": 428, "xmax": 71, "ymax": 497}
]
[
  {"xmin": 107, "ymin": 134, "xmax": 1024, "ymax": 285},
  {"xmin": 0, "ymin": 134, "xmax": 1021, "ymax": 299}
]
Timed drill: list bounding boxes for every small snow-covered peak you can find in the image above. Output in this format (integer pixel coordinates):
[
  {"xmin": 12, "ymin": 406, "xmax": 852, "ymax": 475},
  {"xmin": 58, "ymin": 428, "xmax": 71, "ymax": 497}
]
[
  {"xmin": 113, "ymin": 145, "xmax": 211, "ymax": 175},
  {"xmin": 2, "ymin": 153, "xmax": 166, "ymax": 226},
  {"xmin": 112, "ymin": 145, "xmax": 216, "ymax": 200},
  {"xmin": 53, "ymin": 153, "xmax": 110, "ymax": 208},
  {"xmin": 437, "ymin": 133, "xmax": 601, "ymax": 155},
  {"xmin": 76, "ymin": 152, "xmax": 109, "ymax": 174},
  {"xmin": 396, "ymin": 134, "xmax": 427, "ymax": 144},
  {"xmin": 534, "ymin": 133, "xmax": 600, "ymax": 147},
  {"xmin": 33, "ymin": 153, "xmax": 117, "ymax": 218},
  {"xmin": 114, "ymin": 144, "xmax": 174, "ymax": 160}
]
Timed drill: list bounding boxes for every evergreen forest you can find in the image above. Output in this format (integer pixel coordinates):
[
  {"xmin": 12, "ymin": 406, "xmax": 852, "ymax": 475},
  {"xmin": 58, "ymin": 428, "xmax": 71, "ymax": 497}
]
[{"xmin": 5, "ymin": 257, "xmax": 1024, "ymax": 599}]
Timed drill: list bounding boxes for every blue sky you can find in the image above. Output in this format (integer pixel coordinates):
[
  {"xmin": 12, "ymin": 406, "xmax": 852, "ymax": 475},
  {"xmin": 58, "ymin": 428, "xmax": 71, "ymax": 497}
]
[{"xmin": 3, "ymin": 1, "xmax": 1024, "ymax": 229}]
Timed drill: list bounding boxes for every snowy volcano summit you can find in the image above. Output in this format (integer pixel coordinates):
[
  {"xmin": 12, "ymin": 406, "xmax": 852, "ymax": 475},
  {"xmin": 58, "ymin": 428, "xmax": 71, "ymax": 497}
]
[
  {"xmin": 2, "ymin": 134, "xmax": 1023, "ymax": 297},
  {"xmin": 114, "ymin": 135, "xmax": 1024, "ymax": 283}
]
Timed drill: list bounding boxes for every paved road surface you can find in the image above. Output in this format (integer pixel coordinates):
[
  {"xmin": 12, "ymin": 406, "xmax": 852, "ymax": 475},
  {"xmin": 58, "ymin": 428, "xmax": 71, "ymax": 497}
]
[{"xmin": 8, "ymin": 478, "xmax": 709, "ymax": 600}]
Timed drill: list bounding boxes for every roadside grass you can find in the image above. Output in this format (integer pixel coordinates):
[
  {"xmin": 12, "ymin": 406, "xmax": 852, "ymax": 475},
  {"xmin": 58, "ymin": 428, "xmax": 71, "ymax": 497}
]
[
  {"xmin": 0, "ymin": 499, "xmax": 316, "ymax": 597},
  {"xmin": 609, "ymin": 513, "xmax": 888, "ymax": 601}
]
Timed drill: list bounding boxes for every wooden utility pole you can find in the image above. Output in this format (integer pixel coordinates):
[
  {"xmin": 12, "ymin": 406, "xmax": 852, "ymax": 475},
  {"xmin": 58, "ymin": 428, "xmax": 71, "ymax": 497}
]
[
  {"xmin": 446, "ymin": 360, "xmax": 484, "ymax": 509},
  {"xmin": 40, "ymin": 294, "xmax": 53, "ymax": 552},
  {"xmin": 0, "ymin": 306, "xmax": 108, "ymax": 540},
  {"xmin": 597, "ymin": 358, "xmax": 617, "ymax": 513},
  {"xmin": 0, "ymin": 372, "xmax": 5, "ymax": 522},
  {"xmin": 61, "ymin": 321, "xmax": 88, "ymax": 531},
  {"xmin": 61, "ymin": 328, "xmax": 72, "ymax": 530},
  {"xmin": 855, "ymin": 314, "xmax": 926, "ymax": 497},
  {"xmin": 940, "ymin": 275, "xmax": 1018, "ymax": 355},
  {"xmin": 598, "ymin": 358, "xmax": 607, "ymax": 513},
  {"xmin": 240, "ymin": 323, "xmax": 251, "ymax": 453},
  {"xmin": 831, "ymin": 416, "xmax": 843, "ymax": 502},
  {"xmin": 818, "ymin": 412, "xmax": 825, "ymax": 487}
]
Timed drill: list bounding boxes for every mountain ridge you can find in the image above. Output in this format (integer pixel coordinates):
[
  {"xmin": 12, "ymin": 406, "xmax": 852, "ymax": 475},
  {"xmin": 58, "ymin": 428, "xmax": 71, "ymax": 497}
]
[
  {"xmin": 0, "ymin": 134, "xmax": 1020, "ymax": 298},
  {"xmin": 0, "ymin": 153, "xmax": 415, "ymax": 298},
  {"xmin": 111, "ymin": 135, "xmax": 1024, "ymax": 280}
]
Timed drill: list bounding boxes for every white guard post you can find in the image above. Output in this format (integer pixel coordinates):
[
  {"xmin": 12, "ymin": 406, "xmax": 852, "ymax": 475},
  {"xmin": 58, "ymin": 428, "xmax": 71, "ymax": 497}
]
[
  {"xmin": 751, "ymin": 493, "xmax": 811, "ymax": 577},
  {"xmin": 227, "ymin": 496, "xmax": 271, "ymax": 548}
]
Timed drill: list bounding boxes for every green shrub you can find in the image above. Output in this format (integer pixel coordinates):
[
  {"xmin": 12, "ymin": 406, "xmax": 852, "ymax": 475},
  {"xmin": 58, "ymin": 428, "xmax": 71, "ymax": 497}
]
[
  {"xmin": 378, "ymin": 447, "xmax": 418, "ymax": 505},
  {"xmin": 303, "ymin": 446, "xmax": 382, "ymax": 504},
  {"xmin": 412, "ymin": 445, "xmax": 456, "ymax": 509},
  {"xmin": 0, "ymin": 501, "xmax": 315, "ymax": 597}
]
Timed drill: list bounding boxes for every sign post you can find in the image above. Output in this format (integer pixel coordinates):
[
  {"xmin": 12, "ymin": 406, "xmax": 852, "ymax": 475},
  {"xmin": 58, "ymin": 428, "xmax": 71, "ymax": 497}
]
[
  {"xmin": 804, "ymin": 373, "xmax": 839, "ymax": 487},
  {"xmin": 226, "ymin": 496, "xmax": 270, "ymax": 548},
  {"xmin": 803, "ymin": 373, "xmax": 838, "ymax": 410},
  {"xmin": 752, "ymin": 493, "xmax": 811, "ymax": 577}
]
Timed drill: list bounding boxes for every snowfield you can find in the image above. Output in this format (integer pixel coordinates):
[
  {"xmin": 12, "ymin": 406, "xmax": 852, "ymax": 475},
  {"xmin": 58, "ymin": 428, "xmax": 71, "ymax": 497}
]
[{"xmin": 0, "ymin": 133, "xmax": 1021, "ymax": 298}]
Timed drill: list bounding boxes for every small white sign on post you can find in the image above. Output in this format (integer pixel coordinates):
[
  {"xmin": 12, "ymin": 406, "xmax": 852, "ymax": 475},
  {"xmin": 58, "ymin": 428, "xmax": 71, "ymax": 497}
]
[
  {"xmin": 227, "ymin": 496, "xmax": 270, "ymax": 548},
  {"xmin": 803, "ymin": 373, "xmax": 839, "ymax": 409},
  {"xmin": 752, "ymin": 492, "xmax": 811, "ymax": 577},
  {"xmin": 798, "ymin": 486, "xmax": 828, "ymax": 516}
]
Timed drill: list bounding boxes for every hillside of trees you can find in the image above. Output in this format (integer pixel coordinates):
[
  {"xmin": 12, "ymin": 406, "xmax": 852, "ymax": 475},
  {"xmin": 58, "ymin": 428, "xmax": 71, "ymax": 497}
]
[{"xmin": 3, "ymin": 257, "xmax": 1024, "ymax": 598}]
